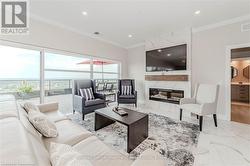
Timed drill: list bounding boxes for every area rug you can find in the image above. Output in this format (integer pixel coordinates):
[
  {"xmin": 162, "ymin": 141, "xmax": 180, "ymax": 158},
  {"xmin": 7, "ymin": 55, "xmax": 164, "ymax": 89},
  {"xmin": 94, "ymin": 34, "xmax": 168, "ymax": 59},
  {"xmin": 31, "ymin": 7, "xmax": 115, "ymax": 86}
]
[{"xmin": 69, "ymin": 112, "xmax": 200, "ymax": 166}]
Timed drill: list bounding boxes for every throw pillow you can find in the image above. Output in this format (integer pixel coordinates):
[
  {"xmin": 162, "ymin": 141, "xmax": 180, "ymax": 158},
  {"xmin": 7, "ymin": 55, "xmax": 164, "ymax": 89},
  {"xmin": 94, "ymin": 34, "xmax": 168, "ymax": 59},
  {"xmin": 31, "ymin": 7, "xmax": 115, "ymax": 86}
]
[
  {"xmin": 28, "ymin": 110, "xmax": 58, "ymax": 138},
  {"xmin": 23, "ymin": 102, "xmax": 40, "ymax": 113},
  {"xmin": 79, "ymin": 88, "xmax": 95, "ymax": 100},
  {"xmin": 121, "ymin": 85, "xmax": 132, "ymax": 95},
  {"xmin": 50, "ymin": 142, "xmax": 92, "ymax": 166}
]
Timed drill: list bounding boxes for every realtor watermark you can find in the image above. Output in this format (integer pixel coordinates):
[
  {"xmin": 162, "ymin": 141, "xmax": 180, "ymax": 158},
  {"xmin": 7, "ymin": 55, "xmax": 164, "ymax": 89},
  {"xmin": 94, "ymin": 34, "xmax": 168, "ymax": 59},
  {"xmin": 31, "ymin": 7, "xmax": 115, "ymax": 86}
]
[{"xmin": 0, "ymin": 0, "xmax": 29, "ymax": 35}]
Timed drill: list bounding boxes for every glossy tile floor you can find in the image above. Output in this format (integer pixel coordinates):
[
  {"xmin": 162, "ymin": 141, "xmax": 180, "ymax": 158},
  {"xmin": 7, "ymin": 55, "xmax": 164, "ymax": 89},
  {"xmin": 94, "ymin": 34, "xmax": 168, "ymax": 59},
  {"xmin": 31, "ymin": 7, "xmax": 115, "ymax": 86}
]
[{"xmin": 123, "ymin": 103, "xmax": 250, "ymax": 166}]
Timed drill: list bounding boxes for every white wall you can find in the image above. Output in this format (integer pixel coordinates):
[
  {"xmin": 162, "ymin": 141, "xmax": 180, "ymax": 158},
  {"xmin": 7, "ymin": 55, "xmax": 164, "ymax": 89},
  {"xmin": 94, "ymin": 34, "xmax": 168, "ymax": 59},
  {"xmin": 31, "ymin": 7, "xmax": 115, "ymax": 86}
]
[
  {"xmin": 128, "ymin": 29, "xmax": 192, "ymax": 103},
  {"xmin": 127, "ymin": 20, "xmax": 250, "ymax": 119},
  {"xmin": 0, "ymin": 18, "xmax": 128, "ymax": 77},
  {"xmin": 192, "ymin": 20, "xmax": 250, "ymax": 119},
  {"xmin": 127, "ymin": 46, "xmax": 146, "ymax": 103}
]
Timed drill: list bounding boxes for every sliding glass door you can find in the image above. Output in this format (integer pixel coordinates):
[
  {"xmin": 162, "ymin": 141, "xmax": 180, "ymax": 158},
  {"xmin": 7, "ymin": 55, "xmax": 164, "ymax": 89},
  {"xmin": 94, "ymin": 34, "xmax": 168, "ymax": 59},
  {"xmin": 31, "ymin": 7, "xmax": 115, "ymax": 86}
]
[
  {"xmin": 0, "ymin": 43, "xmax": 121, "ymax": 114},
  {"xmin": 0, "ymin": 45, "xmax": 41, "ymax": 104},
  {"xmin": 93, "ymin": 58, "xmax": 120, "ymax": 92},
  {"xmin": 44, "ymin": 52, "xmax": 91, "ymax": 114}
]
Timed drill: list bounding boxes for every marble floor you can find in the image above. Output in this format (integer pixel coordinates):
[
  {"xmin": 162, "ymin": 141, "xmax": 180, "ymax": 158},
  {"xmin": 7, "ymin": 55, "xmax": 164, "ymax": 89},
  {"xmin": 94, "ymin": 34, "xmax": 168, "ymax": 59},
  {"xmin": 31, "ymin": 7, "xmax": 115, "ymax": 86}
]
[{"xmin": 121, "ymin": 103, "xmax": 250, "ymax": 166}]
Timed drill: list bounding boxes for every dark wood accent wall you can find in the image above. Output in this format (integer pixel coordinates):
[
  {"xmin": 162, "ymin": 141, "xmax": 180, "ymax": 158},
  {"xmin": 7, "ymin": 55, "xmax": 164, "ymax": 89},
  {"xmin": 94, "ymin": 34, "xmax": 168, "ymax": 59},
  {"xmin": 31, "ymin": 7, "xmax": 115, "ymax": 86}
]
[{"xmin": 145, "ymin": 75, "xmax": 188, "ymax": 81}]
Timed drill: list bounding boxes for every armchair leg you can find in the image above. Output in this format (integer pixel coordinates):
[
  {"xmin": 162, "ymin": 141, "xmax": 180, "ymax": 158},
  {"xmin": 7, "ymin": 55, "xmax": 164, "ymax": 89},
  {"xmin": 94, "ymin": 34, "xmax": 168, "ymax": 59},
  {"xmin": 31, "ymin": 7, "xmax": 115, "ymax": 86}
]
[
  {"xmin": 135, "ymin": 103, "xmax": 137, "ymax": 107},
  {"xmin": 213, "ymin": 114, "xmax": 217, "ymax": 127},
  {"xmin": 199, "ymin": 116, "xmax": 203, "ymax": 131},
  {"xmin": 180, "ymin": 109, "xmax": 182, "ymax": 121},
  {"xmin": 73, "ymin": 110, "xmax": 75, "ymax": 114},
  {"xmin": 82, "ymin": 114, "xmax": 85, "ymax": 121},
  {"xmin": 196, "ymin": 115, "xmax": 199, "ymax": 119}
]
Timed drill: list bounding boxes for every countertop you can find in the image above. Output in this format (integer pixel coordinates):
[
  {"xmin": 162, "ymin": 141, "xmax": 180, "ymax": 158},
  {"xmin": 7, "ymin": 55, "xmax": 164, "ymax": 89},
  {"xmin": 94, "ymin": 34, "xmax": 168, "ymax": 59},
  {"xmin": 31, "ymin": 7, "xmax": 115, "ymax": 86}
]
[{"xmin": 231, "ymin": 82, "xmax": 250, "ymax": 85}]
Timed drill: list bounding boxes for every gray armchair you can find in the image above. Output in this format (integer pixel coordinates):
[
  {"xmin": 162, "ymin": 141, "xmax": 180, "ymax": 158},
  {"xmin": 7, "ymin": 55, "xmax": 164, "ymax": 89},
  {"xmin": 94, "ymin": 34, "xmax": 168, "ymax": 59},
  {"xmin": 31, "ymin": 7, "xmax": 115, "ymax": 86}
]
[
  {"xmin": 117, "ymin": 79, "xmax": 137, "ymax": 107},
  {"xmin": 73, "ymin": 80, "xmax": 106, "ymax": 120}
]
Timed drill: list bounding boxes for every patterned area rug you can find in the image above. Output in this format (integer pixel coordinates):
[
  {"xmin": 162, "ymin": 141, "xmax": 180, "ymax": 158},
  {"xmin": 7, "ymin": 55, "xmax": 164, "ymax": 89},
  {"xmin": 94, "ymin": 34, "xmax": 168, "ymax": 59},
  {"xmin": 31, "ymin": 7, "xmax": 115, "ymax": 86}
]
[{"xmin": 69, "ymin": 112, "xmax": 200, "ymax": 166}]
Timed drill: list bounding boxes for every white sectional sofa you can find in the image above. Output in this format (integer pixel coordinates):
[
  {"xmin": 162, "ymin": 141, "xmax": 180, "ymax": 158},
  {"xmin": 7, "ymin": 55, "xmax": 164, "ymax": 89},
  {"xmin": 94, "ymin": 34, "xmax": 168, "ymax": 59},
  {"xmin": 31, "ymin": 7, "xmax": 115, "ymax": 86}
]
[{"xmin": 0, "ymin": 97, "xmax": 165, "ymax": 166}]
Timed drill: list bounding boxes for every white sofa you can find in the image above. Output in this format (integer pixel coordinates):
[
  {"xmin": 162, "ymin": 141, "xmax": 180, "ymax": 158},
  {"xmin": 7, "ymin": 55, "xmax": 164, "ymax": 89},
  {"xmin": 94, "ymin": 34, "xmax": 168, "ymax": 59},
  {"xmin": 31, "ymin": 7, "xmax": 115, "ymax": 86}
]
[{"xmin": 0, "ymin": 99, "xmax": 166, "ymax": 166}]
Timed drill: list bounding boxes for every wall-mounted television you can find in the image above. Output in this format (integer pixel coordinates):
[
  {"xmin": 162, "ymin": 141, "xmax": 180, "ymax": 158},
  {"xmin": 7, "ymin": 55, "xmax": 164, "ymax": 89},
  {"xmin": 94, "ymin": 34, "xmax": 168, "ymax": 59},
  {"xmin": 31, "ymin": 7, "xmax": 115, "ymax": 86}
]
[{"xmin": 146, "ymin": 44, "xmax": 187, "ymax": 72}]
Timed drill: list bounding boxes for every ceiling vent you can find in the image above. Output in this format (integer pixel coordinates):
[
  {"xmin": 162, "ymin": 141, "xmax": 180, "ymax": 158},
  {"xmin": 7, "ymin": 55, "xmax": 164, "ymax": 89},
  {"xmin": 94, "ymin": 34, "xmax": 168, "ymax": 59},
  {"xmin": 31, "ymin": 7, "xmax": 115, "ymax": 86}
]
[{"xmin": 241, "ymin": 22, "xmax": 250, "ymax": 32}]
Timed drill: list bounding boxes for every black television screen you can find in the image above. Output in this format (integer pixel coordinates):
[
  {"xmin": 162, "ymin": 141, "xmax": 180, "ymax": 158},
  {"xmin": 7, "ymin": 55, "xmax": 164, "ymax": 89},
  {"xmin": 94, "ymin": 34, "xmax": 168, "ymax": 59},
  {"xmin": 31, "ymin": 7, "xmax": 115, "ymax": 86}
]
[{"xmin": 146, "ymin": 44, "xmax": 187, "ymax": 72}]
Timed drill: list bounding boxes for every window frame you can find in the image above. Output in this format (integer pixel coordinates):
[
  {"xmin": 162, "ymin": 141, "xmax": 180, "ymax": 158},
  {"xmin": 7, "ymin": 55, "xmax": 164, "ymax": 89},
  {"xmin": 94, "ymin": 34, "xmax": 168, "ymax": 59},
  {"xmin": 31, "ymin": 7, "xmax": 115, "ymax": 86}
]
[{"xmin": 92, "ymin": 57, "xmax": 121, "ymax": 80}]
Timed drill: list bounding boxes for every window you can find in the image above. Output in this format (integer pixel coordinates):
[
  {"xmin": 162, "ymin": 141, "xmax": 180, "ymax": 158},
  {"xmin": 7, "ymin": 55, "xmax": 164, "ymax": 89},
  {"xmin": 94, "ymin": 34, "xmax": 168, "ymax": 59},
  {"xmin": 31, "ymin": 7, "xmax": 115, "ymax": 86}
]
[
  {"xmin": 0, "ymin": 45, "xmax": 40, "ymax": 104},
  {"xmin": 44, "ymin": 52, "xmax": 91, "ymax": 114},
  {"xmin": 93, "ymin": 58, "xmax": 120, "ymax": 80},
  {"xmin": 93, "ymin": 58, "xmax": 120, "ymax": 91},
  {"xmin": 0, "ymin": 43, "xmax": 122, "ymax": 114},
  {"xmin": 45, "ymin": 53, "xmax": 91, "ymax": 71}
]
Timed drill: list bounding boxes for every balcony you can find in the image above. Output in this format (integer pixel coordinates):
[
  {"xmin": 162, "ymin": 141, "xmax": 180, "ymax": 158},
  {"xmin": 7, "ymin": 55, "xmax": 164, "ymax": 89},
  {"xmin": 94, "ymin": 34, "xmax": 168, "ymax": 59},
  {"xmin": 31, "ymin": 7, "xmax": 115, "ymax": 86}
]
[
  {"xmin": 0, "ymin": 79, "xmax": 73, "ymax": 114},
  {"xmin": 0, "ymin": 79, "xmax": 118, "ymax": 114}
]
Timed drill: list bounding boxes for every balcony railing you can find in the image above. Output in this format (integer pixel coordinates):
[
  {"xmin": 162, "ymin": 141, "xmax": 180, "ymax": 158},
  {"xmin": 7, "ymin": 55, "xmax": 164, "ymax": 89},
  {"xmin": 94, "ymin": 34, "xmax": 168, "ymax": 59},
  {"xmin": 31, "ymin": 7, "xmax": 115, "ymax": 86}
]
[
  {"xmin": 0, "ymin": 79, "xmax": 118, "ymax": 100},
  {"xmin": 0, "ymin": 79, "xmax": 72, "ymax": 100}
]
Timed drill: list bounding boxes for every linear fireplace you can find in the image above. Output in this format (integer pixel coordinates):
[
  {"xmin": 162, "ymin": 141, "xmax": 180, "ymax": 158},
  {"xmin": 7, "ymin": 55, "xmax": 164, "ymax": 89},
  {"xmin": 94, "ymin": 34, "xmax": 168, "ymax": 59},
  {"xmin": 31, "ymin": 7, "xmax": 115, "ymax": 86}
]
[{"xmin": 149, "ymin": 88, "xmax": 184, "ymax": 104}]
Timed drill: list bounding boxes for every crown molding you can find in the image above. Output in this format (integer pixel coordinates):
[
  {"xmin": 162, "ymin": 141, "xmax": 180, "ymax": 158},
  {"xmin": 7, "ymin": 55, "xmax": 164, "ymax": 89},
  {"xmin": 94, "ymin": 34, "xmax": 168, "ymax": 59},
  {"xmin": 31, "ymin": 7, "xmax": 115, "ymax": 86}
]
[
  {"xmin": 30, "ymin": 14, "xmax": 127, "ymax": 49},
  {"xmin": 192, "ymin": 14, "xmax": 250, "ymax": 33}
]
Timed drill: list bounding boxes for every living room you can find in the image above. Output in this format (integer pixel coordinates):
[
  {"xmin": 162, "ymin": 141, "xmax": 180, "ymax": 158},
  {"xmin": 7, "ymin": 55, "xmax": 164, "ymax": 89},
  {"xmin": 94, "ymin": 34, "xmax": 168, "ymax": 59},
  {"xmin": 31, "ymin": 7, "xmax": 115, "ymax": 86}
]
[{"xmin": 0, "ymin": 1, "xmax": 250, "ymax": 166}]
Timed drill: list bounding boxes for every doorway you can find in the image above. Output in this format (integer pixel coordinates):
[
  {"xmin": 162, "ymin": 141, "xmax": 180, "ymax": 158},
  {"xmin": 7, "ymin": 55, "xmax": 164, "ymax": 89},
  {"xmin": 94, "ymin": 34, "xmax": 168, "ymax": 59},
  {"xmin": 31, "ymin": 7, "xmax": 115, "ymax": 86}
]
[{"xmin": 230, "ymin": 47, "xmax": 250, "ymax": 124}]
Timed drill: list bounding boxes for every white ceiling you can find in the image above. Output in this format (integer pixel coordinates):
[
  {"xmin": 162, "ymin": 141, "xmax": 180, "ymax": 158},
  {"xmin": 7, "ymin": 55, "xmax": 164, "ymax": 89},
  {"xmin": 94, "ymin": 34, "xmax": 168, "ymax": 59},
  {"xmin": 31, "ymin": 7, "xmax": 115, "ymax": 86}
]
[{"xmin": 30, "ymin": 0, "xmax": 250, "ymax": 48}]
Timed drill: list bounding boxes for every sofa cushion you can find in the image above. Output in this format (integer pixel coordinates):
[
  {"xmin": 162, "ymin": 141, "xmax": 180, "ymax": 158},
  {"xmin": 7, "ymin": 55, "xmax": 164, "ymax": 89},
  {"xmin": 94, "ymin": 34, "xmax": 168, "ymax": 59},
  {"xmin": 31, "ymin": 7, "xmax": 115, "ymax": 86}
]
[
  {"xmin": 19, "ymin": 108, "xmax": 42, "ymax": 140},
  {"xmin": 43, "ymin": 110, "xmax": 69, "ymax": 122},
  {"xmin": 27, "ymin": 133, "xmax": 51, "ymax": 166},
  {"xmin": 0, "ymin": 100, "xmax": 19, "ymax": 119},
  {"xmin": 73, "ymin": 136, "xmax": 133, "ymax": 166},
  {"xmin": 23, "ymin": 102, "xmax": 40, "ymax": 112},
  {"xmin": 119, "ymin": 95, "xmax": 135, "ymax": 99},
  {"xmin": 131, "ymin": 149, "xmax": 166, "ymax": 166},
  {"xmin": 0, "ymin": 117, "xmax": 37, "ymax": 166},
  {"xmin": 28, "ymin": 111, "xmax": 58, "ymax": 138},
  {"xmin": 50, "ymin": 142, "xmax": 92, "ymax": 166},
  {"xmin": 37, "ymin": 102, "xmax": 58, "ymax": 113},
  {"xmin": 85, "ymin": 99, "xmax": 105, "ymax": 107},
  {"xmin": 43, "ymin": 119, "xmax": 92, "ymax": 149}
]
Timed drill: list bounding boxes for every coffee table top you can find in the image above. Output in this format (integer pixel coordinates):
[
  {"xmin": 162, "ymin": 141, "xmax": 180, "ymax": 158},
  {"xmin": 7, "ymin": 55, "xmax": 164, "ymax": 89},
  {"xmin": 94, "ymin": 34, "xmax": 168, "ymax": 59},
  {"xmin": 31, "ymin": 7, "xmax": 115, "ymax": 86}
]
[{"xmin": 95, "ymin": 107, "xmax": 148, "ymax": 126}]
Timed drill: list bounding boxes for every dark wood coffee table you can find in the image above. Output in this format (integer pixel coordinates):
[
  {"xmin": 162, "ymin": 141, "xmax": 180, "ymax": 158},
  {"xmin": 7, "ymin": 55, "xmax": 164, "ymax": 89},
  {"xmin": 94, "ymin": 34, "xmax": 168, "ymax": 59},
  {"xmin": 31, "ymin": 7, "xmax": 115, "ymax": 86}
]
[{"xmin": 95, "ymin": 107, "xmax": 148, "ymax": 153}]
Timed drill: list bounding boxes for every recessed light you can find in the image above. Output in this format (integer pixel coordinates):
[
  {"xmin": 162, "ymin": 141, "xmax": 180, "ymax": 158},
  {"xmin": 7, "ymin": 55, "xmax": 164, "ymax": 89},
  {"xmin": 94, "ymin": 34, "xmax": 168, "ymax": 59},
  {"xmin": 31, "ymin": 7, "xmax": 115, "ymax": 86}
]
[
  {"xmin": 167, "ymin": 54, "xmax": 171, "ymax": 56},
  {"xmin": 94, "ymin": 32, "xmax": 100, "ymax": 35},
  {"xmin": 158, "ymin": 49, "xmax": 162, "ymax": 53},
  {"xmin": 82, "ymin": 11, "xmax": 88, "ymax": 16},
  {"xmin": 128, "ymin": 34, "xmax": 133, "ymax": 38},
  {"xmin": 195, "ymin": 10, "xmax": 201, "ymax": 15}
]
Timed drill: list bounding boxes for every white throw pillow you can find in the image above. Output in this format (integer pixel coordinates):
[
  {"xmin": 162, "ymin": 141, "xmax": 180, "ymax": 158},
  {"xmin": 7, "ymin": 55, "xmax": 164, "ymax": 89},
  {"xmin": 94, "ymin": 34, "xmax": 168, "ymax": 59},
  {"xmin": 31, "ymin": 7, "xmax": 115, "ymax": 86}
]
[
  {"xmin": 23, "ymin": 102, "xmax": 40, "ymax": 112},
  {"xmin": 28, "ymin": 110, "xmax": 58, "ymax": 138},
  {"xmin": 50, "ymin": 142, "xmax": 92, "ymax": 166}
]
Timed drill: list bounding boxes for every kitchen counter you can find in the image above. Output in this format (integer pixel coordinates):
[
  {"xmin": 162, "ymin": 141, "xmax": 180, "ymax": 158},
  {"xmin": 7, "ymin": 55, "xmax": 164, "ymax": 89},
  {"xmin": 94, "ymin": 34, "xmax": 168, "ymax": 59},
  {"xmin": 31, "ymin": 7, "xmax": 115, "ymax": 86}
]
[{"xmin": 231, "ymin": 82, "xmax": 250, "ymax": 86}]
